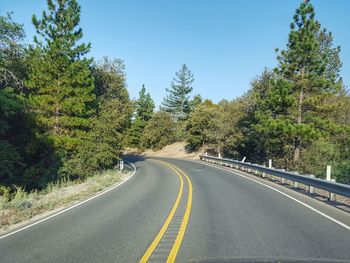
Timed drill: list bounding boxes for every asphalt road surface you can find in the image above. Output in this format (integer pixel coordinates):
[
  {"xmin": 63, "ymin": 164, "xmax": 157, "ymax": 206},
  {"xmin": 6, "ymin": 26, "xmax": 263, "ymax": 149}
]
[{"xmin": 1, "ymin": 157, "xmax": 350, "ymax": 263}]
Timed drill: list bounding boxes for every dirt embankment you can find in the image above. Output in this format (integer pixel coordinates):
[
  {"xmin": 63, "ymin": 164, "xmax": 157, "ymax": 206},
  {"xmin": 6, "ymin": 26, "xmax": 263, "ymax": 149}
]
[{"xmin": 125, "ymin": 142, "xmax": 204, "ymax": 160}]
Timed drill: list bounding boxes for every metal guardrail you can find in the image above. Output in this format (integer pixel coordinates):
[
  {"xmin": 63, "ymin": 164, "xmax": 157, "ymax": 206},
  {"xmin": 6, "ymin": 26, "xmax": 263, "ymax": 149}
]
[{"xmin": 199, "ymin": 155, "xmax": 350, "ymax": 198}]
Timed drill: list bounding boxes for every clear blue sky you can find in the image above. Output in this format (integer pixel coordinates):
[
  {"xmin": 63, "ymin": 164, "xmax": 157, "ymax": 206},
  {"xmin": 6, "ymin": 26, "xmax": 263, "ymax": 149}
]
[{"xmin": 1, "ymin": 0, "xmax": 349, "ymax": 107}]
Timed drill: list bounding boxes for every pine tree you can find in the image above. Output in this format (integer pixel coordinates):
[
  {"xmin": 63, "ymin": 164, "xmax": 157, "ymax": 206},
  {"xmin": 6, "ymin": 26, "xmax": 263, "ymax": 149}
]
[
  {"xmin": 61, "ymin": 57, "xmax": 132, "ymax": 178},
  {"xmin": 273, "ymin": 0, "xmax": 342, "ymax": 163},
  {"xmin": 26, "ymin": 0, "xmax": 96, "ymax": 154},
  {"xmin": 0, "ymin": 13, "xmax": 26, "ymax": 187},
  {"xmin": 126, "ymin": 84, "xmax": 154, "ymax": 147},
  {"xmin": 0, "ymin": 12, "xmax": 26, "ymax": 88},
  {"xmin": 162, "ymin": 64, "xmax": 194, "ymax": 120},
  {"xmin": 136, "ymin": 84, "xmax": 155, "ymax": 123},
  {"xmin": 189, "ymin": 94, "xmax": 202, "ymax": 111}
]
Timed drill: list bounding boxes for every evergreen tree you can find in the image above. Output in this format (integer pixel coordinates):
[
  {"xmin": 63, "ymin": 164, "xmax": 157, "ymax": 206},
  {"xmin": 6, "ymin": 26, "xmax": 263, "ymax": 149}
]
[
  {"xmin": 271, "ymin": 0, "xmax": 342, "ymax": 163},
  {"xmin": 189, "ymin": 94, "xmax": 202, "ymax": 111},
  {"xmin": 93, "ymin": 57, "xmax": 129, "ymax": 103},
  {"xmin": 0, "ymin": 12, "xmax": 26, "ymax": 89},
  {"xmin": 62, "ymin": 57, "xmax": 132, "ymax": 178},
  {"xmin": 162, "ymin": 64, "xmax": 194, "ymax": 120},
  {"xmin": 26, "ymin": 0, "xmax": 96, "ymax": 154},
  {"xmin": 126, "ymin": 84, "xmax": 154, "ymax": 147},
  {"xmin": 0, "ymin": 13, "xmax": 26, "ymax": 187},
  {"xmin": 62, "ymin": 98, "xmax": 132, "ymax": 178},
  {"xmin": 136, "ymin": 84, "xmax": 155, "ymax": 123}
]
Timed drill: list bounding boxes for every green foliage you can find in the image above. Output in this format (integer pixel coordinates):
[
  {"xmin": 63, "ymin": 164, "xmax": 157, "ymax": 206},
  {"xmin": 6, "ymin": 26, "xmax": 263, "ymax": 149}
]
[
  {"xmin": 136, "ymin": 84, "xmax": 155, "ymax": 122},
  {"xmin": 93, "ymin": 57, "xmax": 129, "ymax": 102},
  {"xmin": 126, "ymin": 117, "xmax": 144, "ymax": 148},
  {"xmin": 162, "ymin": 64, "xmax": 194, "ymax": 120},
  {"xmin": 26, "ymin": 0, "xmax": 96, "ymax": 153},
  {"xmin": 141, "ymin": 111, "xmax": 176, "ymax": 150},
  {"xmin": 186, "ymin": 101, "xmax": 220, "ymax": 151},
  {"xmin": 189, "ymin": 94, "xmax": 202, "ymax": 111},
  {"xmin": 216, "ymin": 98, "xmax": 247, "ymax": 157},
  {"xmin": 0, "ymin": 12, "xmax": 25, "ymax": 50},
  {"xmin": 274, "ymin": 0, "xmax": 342, "ymax": 163},
  {"xmin": 2, "ymin": 0, "xmax": 350, "ymax": 189},
  {"xmin": 185, "ymin": 98, "xmax": 247, "ymax": 155},
  {"xmin": 295, "ymin": 138, "xmax": 350, "ymax": 184},
  {"xmin": 0, "ymin": 14, "xmax": 34, "ymax": 188},
  {"xmin": 231, "ymin": 2, "xmax": 345, "ymax": 168},
  {"xmin": 0, "ymin": 12, "xmax": 25, "ymax": 75},
  {"xmin": 126, "ymin": 84, "xmax": 155, "ymax": 148},
  {"xmin": 0, "ymin": 140, "xmax": 22, "ymax": 183},
  {"xmin": 333, "ymin": 162, "xmax": 350, "ymax": 185},
  {"xmin": 61, "ymin": 58, "xmax": 132, "ymax": 179},
  {"xmin": 0, "ymin": 87, "xmax": 24, "ymax": 136},
  {"xmin": 296, "ymin": 139, "xmax": 339, "ymax": 177}
]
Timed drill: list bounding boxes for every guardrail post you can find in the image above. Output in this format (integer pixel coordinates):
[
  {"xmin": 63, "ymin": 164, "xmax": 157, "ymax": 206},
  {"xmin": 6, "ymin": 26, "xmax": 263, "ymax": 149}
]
[
  {"xmin": 308, "ymin": 175, "xmax": 315, "ymax": 194},
  {"xmin": 293, "ymin": 172, "xmax": 298, "ymax": 188},
  {"xmin": 326, "ymin": 166, "xmax": 336, "ymax": 201},
  {"xmin": 268, "ymin": 159, "xmax": 274, "ymax": 180},
  {"xmin": 262, "ymin": 164, "xmax": 266, "ymax": 178},
  {"xmin": 326, "ymin": 165, "xmax": 332, "ymax": 181},
  {"xmin": 329, "ymin": 178, "xmax": 336, "ymax": 201},
  {"xmin": 246, "ymin": 162, "xmax": 251, "ymax": 173},
  {"xmin": 119, "ymin": 160, "xmax": 124, "ymax": 171},
  {"xmin": 281, "ymin": 169, "xmax": 286, "ymax": 184}
]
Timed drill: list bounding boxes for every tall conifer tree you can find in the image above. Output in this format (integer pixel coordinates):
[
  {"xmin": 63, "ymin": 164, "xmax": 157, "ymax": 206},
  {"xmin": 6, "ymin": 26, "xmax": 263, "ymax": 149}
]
[
  {"xmin": 162, "ymin": 64, "xmax": 194, "ymax": 120},
  {"xmin": 126, "ymin": 84, "xmax": 154, "ymax": 147},
  {"xmin": 264, "ymin": 0, "xmax": 343, "ymax": 163},
  {"xmin": 26, "ymin": 0, "xmax": 96, "ymax": 154}
]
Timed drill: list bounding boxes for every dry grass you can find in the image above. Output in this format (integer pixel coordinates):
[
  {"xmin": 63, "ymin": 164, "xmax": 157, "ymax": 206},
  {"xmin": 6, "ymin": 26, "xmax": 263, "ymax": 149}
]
[
  {"xmin": 0, "ymin": 169, "xmax": 131, "ymax": 231},
  {"xmin": 126, "ymin": 142, "xmax": 204, "ymax": 159}
]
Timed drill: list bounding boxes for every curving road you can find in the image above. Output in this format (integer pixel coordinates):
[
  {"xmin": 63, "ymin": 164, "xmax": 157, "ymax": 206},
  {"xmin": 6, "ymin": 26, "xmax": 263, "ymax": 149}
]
[{"xmin": 1, "ymin": 157, "xmax": 350, "ymax": 263}]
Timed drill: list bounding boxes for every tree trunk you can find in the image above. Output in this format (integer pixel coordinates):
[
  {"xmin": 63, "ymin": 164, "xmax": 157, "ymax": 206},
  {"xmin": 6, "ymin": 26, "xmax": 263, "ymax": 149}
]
[
  {"xmin": 54, "ymin": 77, "xmax": 61, "ymax": 135},
  {"xmin": 293, "ymin": 67, "xmax": 304, "ymax": 163},
  {"xmin": 217, "ymin": 144, "xmax": 221, "ymax": 158}
]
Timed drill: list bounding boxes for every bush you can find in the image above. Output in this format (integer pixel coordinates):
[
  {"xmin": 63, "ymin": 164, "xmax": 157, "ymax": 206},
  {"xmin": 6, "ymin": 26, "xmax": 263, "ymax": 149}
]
[
  {"xmin": 186, "ymin": 102, "xmax": 220, "ymax": 151},
  {"xmin": 296, "ymin": 139, "xmax": 340, "ymax": 179},
  {"xmin": 60, "ymin": 140, "xmax": 119, "ymax": 179},
  {"xmin": 333, "ymin": 161, "xmax": 350, "ymax": 185},
  {"xmin": 141, "ymin": 111, "xmax": 176, "ymax": 150},
  {"xmin": 0, "ymin": 140, "xmax": 22, "ymax": 184}
]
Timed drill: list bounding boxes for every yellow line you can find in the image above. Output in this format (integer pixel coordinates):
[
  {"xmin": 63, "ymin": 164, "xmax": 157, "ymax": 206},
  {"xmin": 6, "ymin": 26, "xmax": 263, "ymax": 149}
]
[
  {"xmin": 166, "ymin": 163, "xmax": 193, "ymax": 263},
  {"xmin": 139, "ymin": 161, "xmax": 184, "ymax": 263}
]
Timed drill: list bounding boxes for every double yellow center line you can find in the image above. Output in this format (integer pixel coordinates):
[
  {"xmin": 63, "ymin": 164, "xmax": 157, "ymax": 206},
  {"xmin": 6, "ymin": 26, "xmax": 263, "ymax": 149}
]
[{"xmin": 139, "ymin": 161, "xmax": 193, "ymax": 263}]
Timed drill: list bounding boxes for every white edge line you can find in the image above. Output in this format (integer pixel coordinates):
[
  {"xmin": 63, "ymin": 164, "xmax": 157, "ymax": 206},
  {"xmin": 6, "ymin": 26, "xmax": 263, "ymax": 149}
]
[
  {"xmin": 199, "ymin": 160, "xmax": 350, "ymax": 231},
  {"xmin": 0, "ymin": 160, "xmax": 137, "ymax": 240}
]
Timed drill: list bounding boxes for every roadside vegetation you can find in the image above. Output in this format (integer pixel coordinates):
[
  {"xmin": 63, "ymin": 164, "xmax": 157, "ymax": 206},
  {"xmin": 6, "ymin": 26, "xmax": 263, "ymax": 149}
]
[
  {"xmin": 0, "ymin": 169, "xmax": 129, "ymax": 230},
  {"xmin": 1, "ymin": 0, "xmax": 350, "ymax": 214},
  {"xmin": 126, "ymin": 1, "xmax": 350, "ymax": 184}
]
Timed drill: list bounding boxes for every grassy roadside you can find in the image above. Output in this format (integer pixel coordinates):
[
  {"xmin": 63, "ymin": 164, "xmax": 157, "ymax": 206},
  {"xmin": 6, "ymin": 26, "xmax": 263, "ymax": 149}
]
[{"xmin": 0, "ymin": 168, "xmax": 132, "ymax": 232}]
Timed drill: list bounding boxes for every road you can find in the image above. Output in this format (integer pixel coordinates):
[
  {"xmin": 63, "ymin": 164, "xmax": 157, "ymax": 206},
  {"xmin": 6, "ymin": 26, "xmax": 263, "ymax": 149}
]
[{"xmin": 1, "ymin": 157, "xmax": 350, "ymax": 262}]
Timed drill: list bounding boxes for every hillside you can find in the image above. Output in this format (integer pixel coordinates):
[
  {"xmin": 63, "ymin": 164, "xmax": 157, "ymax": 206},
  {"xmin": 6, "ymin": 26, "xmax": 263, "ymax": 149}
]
[{"xmin": 126, "ymin": 142, "xmax": 204, "ymax": 160}]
